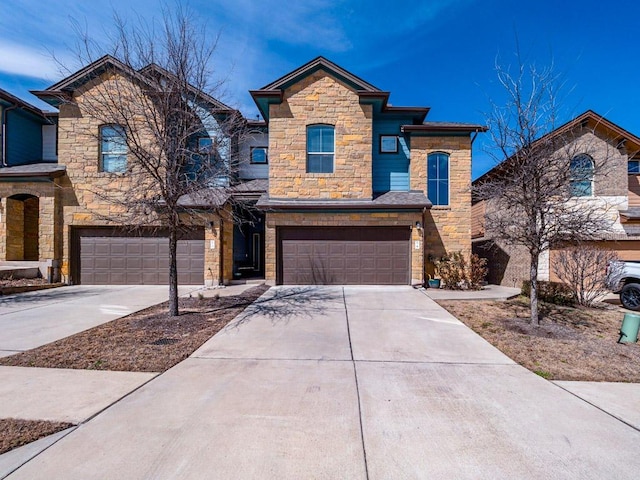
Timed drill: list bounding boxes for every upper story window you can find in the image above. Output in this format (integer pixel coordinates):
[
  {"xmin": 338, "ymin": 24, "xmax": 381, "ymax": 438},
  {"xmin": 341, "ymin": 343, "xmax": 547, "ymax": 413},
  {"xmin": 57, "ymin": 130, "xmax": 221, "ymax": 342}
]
[
  {"xmin": 570, "ymin": 154, "xmax": 594, "ymax": 197},
  {"xmin": 100, "ymin": 125, "xmax": 127, "ymax": 173},
  {"xmin": 198, "ymin": 137, "xmax": 214, "ymax": 154},
  {"xmin": 250, "ymin": 146, "xmax": 268, "ymax": 164},
  {"xmin": 427, "ymin": 152, "xmax": 449, "ymax": 206},
  {"xmin": 629, "ymin": 160, "xmax": 640, "ymax": 174},
  {"xmin": 380, "ymin": 135, "xmax": 398, "ymax": 153},
  {"xmin": 307, "ymin": 125, "xmax": 334, "ymax": 173}
]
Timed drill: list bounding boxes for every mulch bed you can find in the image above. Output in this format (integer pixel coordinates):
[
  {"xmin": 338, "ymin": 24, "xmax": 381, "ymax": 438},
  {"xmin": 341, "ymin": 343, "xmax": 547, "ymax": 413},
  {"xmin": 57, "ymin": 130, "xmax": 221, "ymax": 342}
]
[
  {"xmin": 0, "ymin": 419, "xmax": 73, "ymax": 455},
  {"xmin": 437, "ymin": 297, "xmax": 640, "ymax": 382},
  {"xmin": 0, "ymin": 284, "xmax": 269, "ymax": 373}
]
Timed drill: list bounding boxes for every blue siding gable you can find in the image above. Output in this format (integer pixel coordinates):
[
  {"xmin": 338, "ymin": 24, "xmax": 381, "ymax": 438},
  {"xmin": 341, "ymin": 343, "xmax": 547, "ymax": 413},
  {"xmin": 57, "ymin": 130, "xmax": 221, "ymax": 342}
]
[
  {"xmin": 372, "ymin": 117, "xmax": 410, "ymax": 193},
  {"xmin": 6, "ymin": 109, "xmax": 44, "ymax": 166}
]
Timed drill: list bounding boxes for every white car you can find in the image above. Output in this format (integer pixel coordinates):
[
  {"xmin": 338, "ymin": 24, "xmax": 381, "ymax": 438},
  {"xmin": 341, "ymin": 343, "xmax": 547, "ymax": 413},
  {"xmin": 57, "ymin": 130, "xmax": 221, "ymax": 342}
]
[{"xmin": 610, "ymin": 261, "xmax": 640, "ymax": 311}]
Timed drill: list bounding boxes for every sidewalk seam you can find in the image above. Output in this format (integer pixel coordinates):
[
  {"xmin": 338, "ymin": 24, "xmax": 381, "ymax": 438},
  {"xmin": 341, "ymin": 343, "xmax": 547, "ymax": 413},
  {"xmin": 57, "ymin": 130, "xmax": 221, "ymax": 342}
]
[{"xmin": 552, "ymin": 382, "xmax": 640, "ymax": 433}]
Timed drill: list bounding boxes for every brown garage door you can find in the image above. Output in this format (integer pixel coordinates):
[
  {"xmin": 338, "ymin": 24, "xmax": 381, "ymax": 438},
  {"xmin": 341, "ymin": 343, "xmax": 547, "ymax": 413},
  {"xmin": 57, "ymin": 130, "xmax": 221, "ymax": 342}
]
[
  {"xmin": 279, "ymin": 227, "xmax": 410, "ymax": 285},
  {"xmin": 76, "ymin": 228, "xmax": 204, "ymax": 285}
]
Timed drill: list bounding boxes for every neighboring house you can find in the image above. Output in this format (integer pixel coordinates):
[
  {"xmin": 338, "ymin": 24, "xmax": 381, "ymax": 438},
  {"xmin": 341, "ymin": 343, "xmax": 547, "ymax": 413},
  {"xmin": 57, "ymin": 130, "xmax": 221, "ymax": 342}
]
[
  {"xmin": 472, "ymin": 110, "xmax": 640, "ymax": 287},
  {"xmin": 0, "ymin": 56, "xmax": 485, "ymax": 286},
  {"xmin": 0, "ymin": 88, "xmax": 61, "ymax": 274}
]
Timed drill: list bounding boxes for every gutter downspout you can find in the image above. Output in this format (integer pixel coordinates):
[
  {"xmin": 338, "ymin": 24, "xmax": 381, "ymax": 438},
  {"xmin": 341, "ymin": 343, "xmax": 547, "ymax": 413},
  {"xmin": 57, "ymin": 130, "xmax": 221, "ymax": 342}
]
[
  {"xmin": 1, "ymin": 104, "xmax": 18, "ymax": 167},
  {"xmin": 470, "ymin": 128, "xmax": 480, "ymax": 146}
]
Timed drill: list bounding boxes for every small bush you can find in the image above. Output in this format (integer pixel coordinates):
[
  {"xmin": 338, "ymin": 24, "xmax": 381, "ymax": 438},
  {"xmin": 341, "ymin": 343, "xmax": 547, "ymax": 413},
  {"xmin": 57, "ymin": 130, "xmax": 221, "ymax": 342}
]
[
  {"xmin": 469, "ymin": 254, "xmax": 488, "ymax": 289},
  {"xmin": 435, "ymin": 252, "xmax": 487, "ymax": 290},
  {"xmin": 521, "ymin": 280, "xmax": 574, "ymax": 306}
]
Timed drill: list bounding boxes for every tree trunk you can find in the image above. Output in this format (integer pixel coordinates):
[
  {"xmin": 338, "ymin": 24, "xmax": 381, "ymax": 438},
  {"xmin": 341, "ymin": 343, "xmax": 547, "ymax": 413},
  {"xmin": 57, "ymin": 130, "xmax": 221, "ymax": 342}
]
[
  {"xmin": 530, "ymin": 253, "xmax": 540, "ymax": 326},
  {"xmin": 168, "ymin": 228, "xmax": 179, "ymax": 317}
]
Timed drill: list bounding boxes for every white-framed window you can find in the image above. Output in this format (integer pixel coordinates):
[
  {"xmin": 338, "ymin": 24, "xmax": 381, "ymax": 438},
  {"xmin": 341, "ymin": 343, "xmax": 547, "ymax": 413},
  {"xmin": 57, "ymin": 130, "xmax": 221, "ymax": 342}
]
[
  {"xmin": 306, "ymin": 125, "xmax": 334, "ymax": 173},
  {"xmin": 380, "ymin": 135, "xmax": 398, "ymax": 153},
  {"xmin": 198, "ymin": 137, "xmax": 214, "ymax": 154},
  {"xmin": 250, "ymin": 146, "xmax": 268, "ymax": 164},
  {"xmin": 427, "ymin": 152, "xmax": 449, "ymax": 206},
  {"xmin": 570, "ymin": 154, "xmax": 594, "ymax": 197},
  {"xmin": 629, "ymin": 160, "xmax": 640, "ymax": 174},
  {"xmin": 100, "ymin": 125, "xmax": 127, "ymax": 173}
]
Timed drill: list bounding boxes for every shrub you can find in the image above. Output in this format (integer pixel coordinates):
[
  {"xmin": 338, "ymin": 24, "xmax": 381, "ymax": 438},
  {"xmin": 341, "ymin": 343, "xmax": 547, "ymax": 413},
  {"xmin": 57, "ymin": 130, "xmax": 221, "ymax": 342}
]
[
  {"xmin": 521, "ymin": 280, "xmax": 574, "ymax": 306},
  {"xmin": 552, "ymin": 245, "xmax": 620, "ymax": 307},
  {"xmin": 435, "ymin": 252, "xmax": 487, "ymax": 290}
]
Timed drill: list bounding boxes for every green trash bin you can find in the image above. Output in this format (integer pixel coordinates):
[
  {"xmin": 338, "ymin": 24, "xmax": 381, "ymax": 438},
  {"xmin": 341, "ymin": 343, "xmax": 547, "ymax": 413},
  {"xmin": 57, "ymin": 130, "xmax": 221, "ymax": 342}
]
[{"xmin": 618, "ymin": 313, "xmax": 640, "ymax": 344}]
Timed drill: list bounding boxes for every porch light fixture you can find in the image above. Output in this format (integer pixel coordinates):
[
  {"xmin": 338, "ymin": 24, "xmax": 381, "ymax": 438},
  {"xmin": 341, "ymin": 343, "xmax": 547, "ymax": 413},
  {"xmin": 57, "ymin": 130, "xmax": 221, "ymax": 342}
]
[{"xmin": 415, "ymin": 221, "xmax": 423, "ymax": 231}]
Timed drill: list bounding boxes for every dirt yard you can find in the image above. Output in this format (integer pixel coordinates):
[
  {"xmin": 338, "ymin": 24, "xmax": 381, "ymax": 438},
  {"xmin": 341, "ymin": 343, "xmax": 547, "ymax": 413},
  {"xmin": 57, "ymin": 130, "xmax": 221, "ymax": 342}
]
[
  {"xmin": 437, "ymin": 297, "xmax": 640, "ymax": 382},
  {"xmin": 0, "ymin": 419, "xmax": 74, "ymax": 455}
]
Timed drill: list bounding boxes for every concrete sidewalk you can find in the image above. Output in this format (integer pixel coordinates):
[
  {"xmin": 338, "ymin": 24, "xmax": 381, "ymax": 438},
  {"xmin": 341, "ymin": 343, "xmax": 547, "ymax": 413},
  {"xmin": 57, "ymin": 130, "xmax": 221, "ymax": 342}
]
[{"xmin": 4, "ymin": 286, "xmax": 640, "ymax": 479}]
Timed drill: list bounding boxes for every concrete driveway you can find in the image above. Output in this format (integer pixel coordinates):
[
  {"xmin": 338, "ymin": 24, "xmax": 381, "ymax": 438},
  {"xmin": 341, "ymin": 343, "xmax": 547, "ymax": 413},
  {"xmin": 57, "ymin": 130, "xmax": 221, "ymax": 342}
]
[
  {"xmin": 0, "ymin": 285, "xmax": 199, "ymax": 356},
  {"xmin": 5, "ymin": 286, "xmax": 640, "ymax": 479}
]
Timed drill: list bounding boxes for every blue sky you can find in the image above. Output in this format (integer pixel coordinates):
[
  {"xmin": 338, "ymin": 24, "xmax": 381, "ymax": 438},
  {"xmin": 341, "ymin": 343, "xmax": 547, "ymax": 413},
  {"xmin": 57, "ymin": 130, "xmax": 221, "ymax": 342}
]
[{"xmin": 1, "ymin": 0, "xmax": 638, "ymax": 178}]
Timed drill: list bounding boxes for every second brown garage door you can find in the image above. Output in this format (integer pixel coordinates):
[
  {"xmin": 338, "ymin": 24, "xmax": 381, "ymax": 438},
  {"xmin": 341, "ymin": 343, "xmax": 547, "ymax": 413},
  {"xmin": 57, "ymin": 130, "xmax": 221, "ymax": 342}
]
[
  {"xmin": 76, "ymin": 228, "xmax": 204, "ymax": 285},
  {"xmin": 279, "ymin": 226, "xmax": 410, "ymax": 285}
]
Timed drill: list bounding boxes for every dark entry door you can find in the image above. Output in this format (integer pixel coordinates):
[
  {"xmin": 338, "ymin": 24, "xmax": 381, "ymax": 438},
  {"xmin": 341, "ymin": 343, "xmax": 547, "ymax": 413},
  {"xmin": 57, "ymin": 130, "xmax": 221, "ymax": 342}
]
[{"xmin": 233, "ymin": 211, "xmax": 265, "ymax": 279}]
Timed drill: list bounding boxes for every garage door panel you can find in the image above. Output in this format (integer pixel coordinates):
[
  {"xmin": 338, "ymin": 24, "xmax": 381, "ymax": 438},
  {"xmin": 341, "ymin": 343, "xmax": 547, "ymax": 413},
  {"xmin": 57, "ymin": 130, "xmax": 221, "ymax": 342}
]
[
  {"xmin": 78, "ymin": 229, "xmax": 204, "ymax": 285},
  {"xmin": 279, "ymin": 227, "xmax": 410, "ymax": 285}
]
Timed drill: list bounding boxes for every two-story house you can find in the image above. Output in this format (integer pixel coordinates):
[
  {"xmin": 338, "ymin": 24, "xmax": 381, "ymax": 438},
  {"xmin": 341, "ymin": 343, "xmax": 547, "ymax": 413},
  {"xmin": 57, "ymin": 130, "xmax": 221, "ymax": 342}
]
[
  {"xmin": 251, "ymin": 57, "xmax": 485, "ymax": 285},
  {"xmin": 0, "ymin": 56, "xmax": 484, "ymax": 286},
  {"xmin": 472, "ymin": 110, "xmax": 640, "ymax": 287},
  {"xmin": 0, "ymin": 88, "xmax": 61, "ymax": 277}
]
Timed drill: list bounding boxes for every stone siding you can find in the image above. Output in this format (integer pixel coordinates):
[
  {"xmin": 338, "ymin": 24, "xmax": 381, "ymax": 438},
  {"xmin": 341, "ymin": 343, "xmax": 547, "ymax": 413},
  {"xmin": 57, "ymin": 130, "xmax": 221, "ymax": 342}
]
[
  {"xmin": 268, "ymin": 72, "xmax": 373, "ymax": 199},
  {"xmin": 410, "ymin": 136, "xmax": 472, "ymax": 274}
]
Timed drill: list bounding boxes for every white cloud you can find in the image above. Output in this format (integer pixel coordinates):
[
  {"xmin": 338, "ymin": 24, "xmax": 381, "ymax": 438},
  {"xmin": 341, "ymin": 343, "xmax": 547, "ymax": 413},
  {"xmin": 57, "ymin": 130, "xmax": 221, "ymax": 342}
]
[{"xmin": 0, "ymin": 41, "xmax": 60, "ymax": 81}]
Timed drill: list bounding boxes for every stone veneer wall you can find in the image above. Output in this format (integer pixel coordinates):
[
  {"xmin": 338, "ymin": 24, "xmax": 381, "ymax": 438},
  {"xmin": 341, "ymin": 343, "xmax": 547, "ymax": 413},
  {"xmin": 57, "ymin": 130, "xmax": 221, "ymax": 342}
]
[
  {"xmin": 268, "ymin": 71, "xmax": 373, "ymax": 200},
  {"xmin": 265, "ymin": 211, "xmax": 424, "ymax": 284},
  {"xmin": 410, "ymin": 135, "xmax": 472, "ymax": 276},
  {"xmin": 0, "ymin": 181, "xmax": 60, "ymax": 264},
  {"xmin": 56, "ymin": 73, "xmax": 216, "ymax": 283}
]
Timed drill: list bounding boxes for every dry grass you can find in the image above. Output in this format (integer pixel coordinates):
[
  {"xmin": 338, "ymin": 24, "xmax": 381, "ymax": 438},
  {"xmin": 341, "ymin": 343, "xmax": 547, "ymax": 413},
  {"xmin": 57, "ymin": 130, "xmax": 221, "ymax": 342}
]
[
  {"xmin": 0, "ymin": 285, "xmax": 269, "ymax": 373},
  {"xmin": 0, "ymin": 419, "xmax": 73, "ymax": 455},
  {"xmin": 437, "ymin": 297, "xmax": 640, "ymax": 382}
]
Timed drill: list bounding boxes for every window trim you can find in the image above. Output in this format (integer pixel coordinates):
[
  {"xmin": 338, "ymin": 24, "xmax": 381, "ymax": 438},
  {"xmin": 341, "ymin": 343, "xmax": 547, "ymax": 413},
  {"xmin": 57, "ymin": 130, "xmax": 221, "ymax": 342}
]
[
  {"xmin": 628, "ymin": 159, "xmax": 640, "ymax": 174},
  {"xmin": 99, "ymin": 124, "xmax": 127, "ymax": 173},
  {"xmin": 427, "ymin": 151, "xmax": 450, "ymax": 206},
  {"xmin": 197, "ymin": 136, "xmax": 214, "ymax": 154},
  {"xmin": 570, "ymin": 153, "xmax": 595, "ymax": 197},
  {"xmin": 380, "ymin": 135, "xmax": 399, "ymax": 154},
  {"xmin": 250, "ymin": 146, "xmax": 268, "ymax": 164},
  {"xmin": 306, "ymin": 124, "xmax": 335, "ymax": 174}
]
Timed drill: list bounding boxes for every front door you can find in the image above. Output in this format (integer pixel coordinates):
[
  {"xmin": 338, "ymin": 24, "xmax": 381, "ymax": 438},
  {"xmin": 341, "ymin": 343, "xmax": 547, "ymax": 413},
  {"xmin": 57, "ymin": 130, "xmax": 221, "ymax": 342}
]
[{"xmin": 232, "ymin": 208, "xmax": 265, "ymax": 279}]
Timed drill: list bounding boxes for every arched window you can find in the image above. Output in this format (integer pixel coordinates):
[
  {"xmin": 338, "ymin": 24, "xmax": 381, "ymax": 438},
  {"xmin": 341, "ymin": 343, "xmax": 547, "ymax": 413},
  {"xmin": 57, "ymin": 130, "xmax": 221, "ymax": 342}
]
[
  {"xmin": 100, "ymin": 125, "xmax": 127, "ymax": 173},
  {"xmin": 570, "ymin": 154, "xmax": 594, "ymax": 197},
  {"xmin": 427, "ymin": 152, "xmax": 449, "ymax": 206},
  {"xmin": 306, "ymin": 125, "xmax": 334, "ymax": 173}
]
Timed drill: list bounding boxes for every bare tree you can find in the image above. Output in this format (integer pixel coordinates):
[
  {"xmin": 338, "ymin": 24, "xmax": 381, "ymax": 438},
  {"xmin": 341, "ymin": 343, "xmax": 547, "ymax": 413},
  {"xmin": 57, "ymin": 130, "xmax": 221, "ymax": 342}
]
[
  {"xmin": 58, "ymin": 6, "xmax": 245, "ymax": 316},
  {"xmin": 553, "ymin": 245, "xmax": 621, "ymax": 307},
  {"xmin": 474, "ymin": 53, "xmax": 618, "ymax": 325}
]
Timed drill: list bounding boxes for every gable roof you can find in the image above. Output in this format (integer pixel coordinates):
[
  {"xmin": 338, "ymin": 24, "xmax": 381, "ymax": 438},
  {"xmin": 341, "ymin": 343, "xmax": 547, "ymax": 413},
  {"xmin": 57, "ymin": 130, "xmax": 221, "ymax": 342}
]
[
  {"xmin": 259, "ymin": 56, "xmax": 381, "ymax": 93},
  {"xmin": 0, "ymin": 88, "xmax": 50, "ymax": 120},
  {"xmin": 473, "ymin": 110, "xmax": 640, "ymax": 186},
  {"xmin": 250, "ymin": 56, "xmax": 429, "ymax": 123},
  {"xmin": 32, "ymin": 55, "xmax": 234, "ymax": 113},
  {"xmin": 138, "ymin": 63, "xmax": 234, "ymax": 112}
]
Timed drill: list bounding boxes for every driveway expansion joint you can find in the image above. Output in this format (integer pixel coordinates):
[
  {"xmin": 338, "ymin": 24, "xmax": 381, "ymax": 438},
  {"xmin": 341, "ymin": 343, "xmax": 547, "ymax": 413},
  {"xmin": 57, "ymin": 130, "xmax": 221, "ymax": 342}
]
[{"xmin": 342, "ymin": 287, "xmax": 370, "ymax": 480}]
